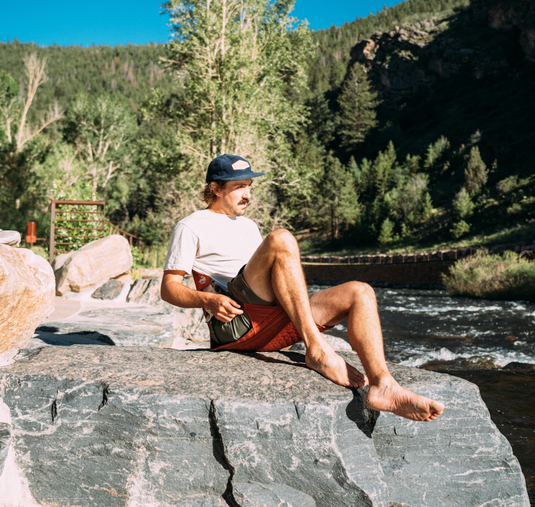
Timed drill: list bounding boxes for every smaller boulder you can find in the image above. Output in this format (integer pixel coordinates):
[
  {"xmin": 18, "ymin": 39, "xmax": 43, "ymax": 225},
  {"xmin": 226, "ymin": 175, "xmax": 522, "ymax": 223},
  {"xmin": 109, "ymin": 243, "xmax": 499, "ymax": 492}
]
[
  {"xmin": 91, "ymin": 279, "xmax": 125, "ymax": 300},
  {"xmin": 0, "ymin": 245, "xmax": 55, "ymax": 353},
  {"xmin": 503, "ymin": 362, "xmax": 535, "ymax": 372},
  {"xmin": 127, "ymin": 276, "xmax": 162, "ymax": 306},
  {"xmin": 0, "ymin": 230, "xmax": 21, "ymax": 247},
  {"xmin": 141, "ymin": 267, "xmax": 163, "ymax": 279},
  {"xmin": 54, "ymin": 235, "xmax": 133, "ymax": 296}
]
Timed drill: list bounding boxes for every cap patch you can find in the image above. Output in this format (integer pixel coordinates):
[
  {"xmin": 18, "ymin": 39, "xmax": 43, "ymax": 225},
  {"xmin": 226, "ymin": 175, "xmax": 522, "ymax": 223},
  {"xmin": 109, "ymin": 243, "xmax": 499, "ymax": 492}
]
[{"xmin": 231, "ymin": 160, "xmax": 250, "ymax": 170}]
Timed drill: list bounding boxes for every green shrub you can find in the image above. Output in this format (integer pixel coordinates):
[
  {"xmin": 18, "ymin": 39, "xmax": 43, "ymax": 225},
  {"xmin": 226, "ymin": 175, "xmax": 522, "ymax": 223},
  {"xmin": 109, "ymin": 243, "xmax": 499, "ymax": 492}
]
[
  {"xmin": 130, "ymin": 243, "xmax": 166, "ymax": 270},
  {"xmin": 450, "ymin": 219, "xmax": 470, "ymax": 239},
  {"xmin": 464, "ymin": 146, "xmax": 488, "ymax": 196},
  {"xmin": 131, "ymin": 245, "xmax": 143, "ymax": 270},
  {"xmin": 496, "ymin": 175, "xmax": 519, "ymax": 195},
  {"xmin": 378, "ymin": 218, "xmax": 396, "ymax": 246},
  {"xmin": 443, "ymin": 251, "xmax": 535, "ymax": 301},
  {"xmin": 452, "ymin": 187, "xmax": 474, "ymax": 219}
]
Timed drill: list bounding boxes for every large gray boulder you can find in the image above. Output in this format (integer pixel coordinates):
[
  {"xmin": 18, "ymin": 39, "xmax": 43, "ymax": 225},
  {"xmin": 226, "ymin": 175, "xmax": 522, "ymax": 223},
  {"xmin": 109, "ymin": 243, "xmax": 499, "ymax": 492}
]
[
  {"xmin": 0, "ymin": 245, "xmax": 55, "ymax": 354},
  {"xmin": 54, "ymin": 235, "xmax": 132, "ymax": 296},
  {"xmin": 0, "ymin": 346, "xmax": 528, "ymax": 507}
]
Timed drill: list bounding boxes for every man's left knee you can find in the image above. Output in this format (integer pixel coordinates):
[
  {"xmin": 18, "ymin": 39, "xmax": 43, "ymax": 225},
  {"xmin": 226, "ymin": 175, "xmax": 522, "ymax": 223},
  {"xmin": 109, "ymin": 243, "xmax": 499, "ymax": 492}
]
[
  {"xmin": 347, "ymin": 281, "xmax": 376, "ymax": 304},
  {"xmin": 265, "ymin": 229, "xmax": 299, "ymax": 254}
]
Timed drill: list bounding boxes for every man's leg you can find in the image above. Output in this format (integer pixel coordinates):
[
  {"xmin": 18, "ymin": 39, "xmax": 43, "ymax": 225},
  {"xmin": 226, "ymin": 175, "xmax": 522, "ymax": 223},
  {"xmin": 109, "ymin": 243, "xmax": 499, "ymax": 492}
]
[
  {"xmin": 310, "ymin": 283, "xmax": 444, "ymax": 421},
  {"xmin": 243, "ymin": 229, "xmax": 444, "ymax": 421},
  {"xmin": 242, "ymin": 229, "xmax": 367, "ymax": 388}
]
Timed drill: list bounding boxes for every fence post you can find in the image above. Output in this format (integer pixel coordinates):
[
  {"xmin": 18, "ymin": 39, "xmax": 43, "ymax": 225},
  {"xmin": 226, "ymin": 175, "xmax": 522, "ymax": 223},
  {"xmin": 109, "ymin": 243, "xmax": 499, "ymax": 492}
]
[
  {"xmin": 26, "ymin": 221, "xmax": 36, "ymax": 249},
  {"xmin": 156, "ymin": 218, "xmax": 160, "ymax": 268},
  {"xmin": 49, "ymin": 201, "xmax": 56, "ymax": 263}
]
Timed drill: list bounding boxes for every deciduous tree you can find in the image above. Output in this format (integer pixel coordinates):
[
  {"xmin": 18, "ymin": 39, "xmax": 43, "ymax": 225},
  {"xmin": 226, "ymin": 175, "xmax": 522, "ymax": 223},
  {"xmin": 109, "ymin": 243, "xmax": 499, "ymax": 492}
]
[
  {"xmin": 152, "ymin": 0, "xmax": 314, "ymax": 227},
  {"xmin": 0, "ymin": 55, "xmax": 63, "ymax": 230},
  {"xmin": 66, "ymin": 93, "xmax": 135, "ymax": 199}
]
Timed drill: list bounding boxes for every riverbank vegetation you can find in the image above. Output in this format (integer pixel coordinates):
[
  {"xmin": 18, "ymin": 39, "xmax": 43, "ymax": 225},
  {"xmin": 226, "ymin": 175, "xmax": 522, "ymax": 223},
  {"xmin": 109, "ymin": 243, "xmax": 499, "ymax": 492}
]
[
  {"xmin": 443, "ymin": 251, "xmax": 535, "ymax": 302},
  {"xmin": 0, "ymin": 0, "xmax": 533, "ymax": 259}
]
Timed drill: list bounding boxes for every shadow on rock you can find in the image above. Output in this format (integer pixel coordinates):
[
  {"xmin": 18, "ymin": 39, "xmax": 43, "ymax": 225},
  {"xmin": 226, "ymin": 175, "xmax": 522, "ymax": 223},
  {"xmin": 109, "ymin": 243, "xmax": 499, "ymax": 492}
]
[{"xmin": 34, "ymin": 326, "xmax": 115, "ymax": 346}]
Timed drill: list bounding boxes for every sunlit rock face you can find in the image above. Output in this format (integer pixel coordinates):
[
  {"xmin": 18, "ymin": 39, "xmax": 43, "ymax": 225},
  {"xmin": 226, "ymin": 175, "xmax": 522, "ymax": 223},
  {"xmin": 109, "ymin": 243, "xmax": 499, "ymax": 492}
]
[
  {"xmin": 54, "ymin": 235, "xmax": 132, "ymax": 296},
  {"xmin": 0, "ymin": 245, "xmax": 55, "ymax": 354},
  {"xmin": 0, "ymin": 347, "xmax": 529, "ymax": 507}
]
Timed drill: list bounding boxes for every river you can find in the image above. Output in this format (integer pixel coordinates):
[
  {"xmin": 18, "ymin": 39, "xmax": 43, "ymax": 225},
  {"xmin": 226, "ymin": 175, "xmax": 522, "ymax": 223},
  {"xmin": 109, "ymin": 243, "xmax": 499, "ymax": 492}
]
[{"xmin": 314, "ymin": 286, "xmax": 535, "ymax": 505}]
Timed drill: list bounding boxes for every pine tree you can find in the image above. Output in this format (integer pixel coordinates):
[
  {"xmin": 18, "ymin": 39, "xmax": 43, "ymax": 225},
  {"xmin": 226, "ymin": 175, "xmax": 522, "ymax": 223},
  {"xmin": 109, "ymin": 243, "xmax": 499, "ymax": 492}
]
[
  {"xmin": 422, "ymin": 191, "xmax": 433, "ymax": 220},
  {"xmin": 336, "ymin": 62, "xmax": 378, "ymax": 153},
  {"xmin": 378, "ymin": 217, "xmax": 395, "ymax": 246},
  {"xmin": 372, "ymin": 141, "xmax": 396, "ymax": 197},
  {"xmin": 464, "ymin": 146, "xmax": 488, "ymax": 196},
  {"xmin": 453, "ymin": 187, "xmax": 474, "ymax": 219},
  {"xmin": 319, "ymin": 154, "xmax": 360, "ymax": 241},
  {"xmin": 424, "ymin": 136, "xmax": 450, "ymax": 171},
  {"xmin": 451, "ymin": 187, "xmax": 474, "ymax": 239}
]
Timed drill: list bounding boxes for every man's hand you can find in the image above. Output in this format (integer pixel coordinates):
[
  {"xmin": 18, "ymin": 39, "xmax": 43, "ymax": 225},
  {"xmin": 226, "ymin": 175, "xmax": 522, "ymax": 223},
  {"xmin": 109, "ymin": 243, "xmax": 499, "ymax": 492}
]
[
  {"xmin": 207, "ymin": 294, "xmax": 243, "ymax": 322},
  {"xmin": 161, "ymin": 271, "xmax": 244, "ymax": 323}
]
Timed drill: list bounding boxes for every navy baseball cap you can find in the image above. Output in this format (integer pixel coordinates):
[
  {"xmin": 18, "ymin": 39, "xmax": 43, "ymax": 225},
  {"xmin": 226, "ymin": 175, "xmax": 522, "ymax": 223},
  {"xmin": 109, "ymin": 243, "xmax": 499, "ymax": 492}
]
[{"xmin": 206, "ymin": 154, "xmax": 265, "ymax": 183}]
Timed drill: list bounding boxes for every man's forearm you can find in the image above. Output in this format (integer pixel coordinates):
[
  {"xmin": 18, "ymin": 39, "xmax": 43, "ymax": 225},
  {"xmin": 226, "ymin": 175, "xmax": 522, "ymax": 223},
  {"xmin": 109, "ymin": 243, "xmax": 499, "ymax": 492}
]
[
  {"xmin": 161, "ymin": 273, "xmax": 244, "ymax": 322},
  {"xmin": 161, "ymin": 278, "xmax": 214, "ymax": 309}
]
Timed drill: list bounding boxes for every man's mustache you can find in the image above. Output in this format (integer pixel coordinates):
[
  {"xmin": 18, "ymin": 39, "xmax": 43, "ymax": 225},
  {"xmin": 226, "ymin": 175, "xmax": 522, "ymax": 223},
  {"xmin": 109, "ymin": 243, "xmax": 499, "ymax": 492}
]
[{"xmin": 238, "ymin": 199, "xmax": 249, "ymax": 205}]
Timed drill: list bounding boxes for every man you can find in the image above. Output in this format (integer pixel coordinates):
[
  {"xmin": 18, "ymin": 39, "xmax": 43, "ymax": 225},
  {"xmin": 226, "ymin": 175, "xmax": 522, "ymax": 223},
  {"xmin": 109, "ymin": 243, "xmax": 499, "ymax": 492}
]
[{"xmin": 162, "ymin": 154, "xmax": 444, "ymax": 422}]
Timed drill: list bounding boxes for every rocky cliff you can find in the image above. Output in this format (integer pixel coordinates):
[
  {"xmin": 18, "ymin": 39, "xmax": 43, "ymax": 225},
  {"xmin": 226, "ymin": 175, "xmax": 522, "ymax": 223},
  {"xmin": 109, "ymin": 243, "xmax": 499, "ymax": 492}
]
[
  {"xmin": 349, "ymin": 0, "xmax": 535, "ymax": 112},
  {"xmin": 0, "ymin": 346, "xmax": 529, "ymax": 507},
  {"xmin": 473, "ymin": 0, "xmax": 535, "ymax": 61}
]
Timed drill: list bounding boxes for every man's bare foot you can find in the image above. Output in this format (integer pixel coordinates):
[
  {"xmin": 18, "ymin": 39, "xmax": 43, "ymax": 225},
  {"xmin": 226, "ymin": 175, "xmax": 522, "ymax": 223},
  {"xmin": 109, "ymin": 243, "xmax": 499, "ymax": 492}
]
[
  {"xmin": 305, "ymin": 340, "xmax": 368, "ymax": 388},
  {"xmin": 365, "ymin": 377, "xmax": 445, "ymax": 421}
]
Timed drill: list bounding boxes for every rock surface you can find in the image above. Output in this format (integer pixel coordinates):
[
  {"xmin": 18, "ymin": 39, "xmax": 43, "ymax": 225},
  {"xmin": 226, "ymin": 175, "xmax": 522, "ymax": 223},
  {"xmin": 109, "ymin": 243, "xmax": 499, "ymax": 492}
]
[
  {"xmin": 350, "ymin": 5, "xmax": 531, "ymax": 109},
  {"xmin": 38, "ymin": 305, "xmax": 189, "ymax": 348},
  {"xmin": 126, "ymin": 275, "xmax": 209, "ymax": 344},
  {"xmin": 90, "ymin": 279, "xmax": 125, "ymax": 300},
  {"xmin": 473, "ymin": 0, "xmax": 535, "ymax": 62},
  {"xmin": 54, "ymin": 235, "xmax": 132, "ymax": 296},
  {"xmin": 0, "ymin": 230, "xmax": 21, "ymax": 247},
  {"xmin": 0, "ymin": 346, "xmax": 528, "ymax": 507},
  {"xmin": 0, "ymin": 422, "xmax": 10, "ymax": 477},
  {"xmin": 0, "ymin": 245, "xmax": 55, "ymax": 354},
  {"xmin": 127, "ymin": 275, "xmax": 165, "ymax": 306},
  {"xmin": 31, "ymin": 274, "xmax": 209, "ymax": 351}
]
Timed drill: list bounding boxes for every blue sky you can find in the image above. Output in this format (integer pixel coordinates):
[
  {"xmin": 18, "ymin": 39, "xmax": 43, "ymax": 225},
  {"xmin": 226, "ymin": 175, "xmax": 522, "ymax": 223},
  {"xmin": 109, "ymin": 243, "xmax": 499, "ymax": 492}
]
[{"xmin": 0, "ymin": 0, "xmax": 404, "ymax": 47}]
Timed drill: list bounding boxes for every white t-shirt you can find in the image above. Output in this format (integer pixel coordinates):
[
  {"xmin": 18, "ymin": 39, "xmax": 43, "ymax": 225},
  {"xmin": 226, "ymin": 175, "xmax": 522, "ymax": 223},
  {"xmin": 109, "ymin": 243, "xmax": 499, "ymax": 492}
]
[{"xmin": 164, "ymin": 209, "xmax": 263, "ymax": 289}]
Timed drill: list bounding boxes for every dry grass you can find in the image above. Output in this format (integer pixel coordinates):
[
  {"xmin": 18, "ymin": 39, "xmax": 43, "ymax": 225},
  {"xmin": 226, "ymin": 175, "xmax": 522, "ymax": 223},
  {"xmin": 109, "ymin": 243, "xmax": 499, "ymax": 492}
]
[{"xmin": 443, "ymin": 251, "xmax": 535, "ymax": 301}]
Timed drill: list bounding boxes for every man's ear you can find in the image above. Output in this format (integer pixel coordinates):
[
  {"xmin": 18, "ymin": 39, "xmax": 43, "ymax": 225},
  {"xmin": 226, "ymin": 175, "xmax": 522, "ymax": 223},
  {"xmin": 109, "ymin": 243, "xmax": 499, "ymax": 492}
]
[{"xmin": 211, "ymin": 182, "xmax": 223, "ymax": 197}]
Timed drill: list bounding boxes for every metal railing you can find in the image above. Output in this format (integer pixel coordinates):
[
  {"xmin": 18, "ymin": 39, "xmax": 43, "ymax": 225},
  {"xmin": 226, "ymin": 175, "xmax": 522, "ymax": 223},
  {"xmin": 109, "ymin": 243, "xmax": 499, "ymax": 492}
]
[
  {"xmin": 49, "ymin": 200, "xmax": 106, "ymax": 263},
  {"xmin": 49, "ymin": 200, "xmax": 142, "ymax": 263},
  {"xmin": 104, "ymin": 220, "xmax": 143, "ymax": 248},
  {"xmin": 300, "ymin": 242, "xmax": 535, "ymax": 266}
]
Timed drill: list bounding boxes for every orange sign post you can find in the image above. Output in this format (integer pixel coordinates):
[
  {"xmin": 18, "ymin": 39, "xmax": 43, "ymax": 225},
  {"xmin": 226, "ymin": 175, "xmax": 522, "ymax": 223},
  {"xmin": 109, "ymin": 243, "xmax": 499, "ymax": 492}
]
[{"xmin": 26, "ymin": 221, "xmax": 37, "ymax": 248}]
